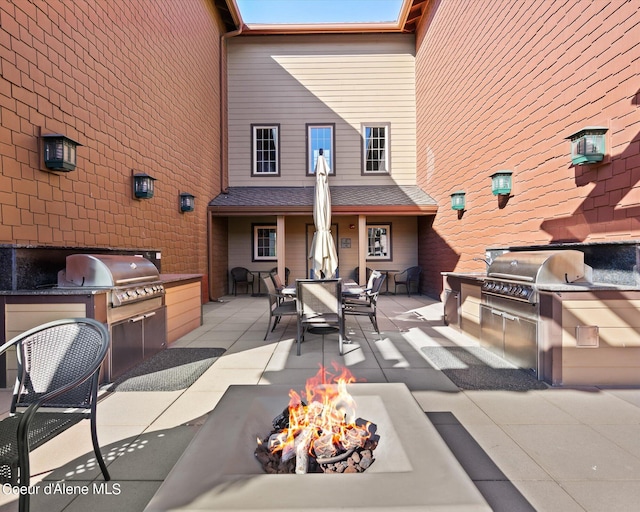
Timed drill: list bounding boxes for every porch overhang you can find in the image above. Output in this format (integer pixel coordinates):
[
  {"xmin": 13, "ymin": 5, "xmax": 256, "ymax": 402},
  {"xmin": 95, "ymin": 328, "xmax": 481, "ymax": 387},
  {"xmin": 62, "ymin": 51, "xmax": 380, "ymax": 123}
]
[{"xmin": 208, "ymin": 186, "xmax": 438, "ymax": 216}]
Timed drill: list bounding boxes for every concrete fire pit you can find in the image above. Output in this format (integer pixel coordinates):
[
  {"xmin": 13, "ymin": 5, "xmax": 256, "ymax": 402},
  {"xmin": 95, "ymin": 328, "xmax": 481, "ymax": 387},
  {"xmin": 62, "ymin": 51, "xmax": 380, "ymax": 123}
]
[{"xmin": 144, "ymin": 383, "xmax": 490, "ymax": 511}]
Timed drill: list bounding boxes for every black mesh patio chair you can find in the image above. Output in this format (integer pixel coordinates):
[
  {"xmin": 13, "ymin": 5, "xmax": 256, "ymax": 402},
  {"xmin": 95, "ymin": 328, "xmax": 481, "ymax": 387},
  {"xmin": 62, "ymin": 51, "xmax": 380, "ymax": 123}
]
[
  {"xmin": 344, "ymin": 274, "xmax": 386, "ymax": 334},
  {"xmin": 230, "ymin": 267, "xmax": 254, "ymax": 295},
  {"xmin": 0, "ymin": 318, "xmax": 111, "ymax": 512},
  {"xmin": 270, "ymin": 267, "xmax": 290, "ymax": 285},
  {"xmin": 263, "ymin": 277, "xmax": 297, "ymax": 340},
  {"xmin": 296, "ymin": 279, "xmax": 344, "ymax": 356},
  {"xmin": 393, "ymin": 266, "xmax": 422, "ymax": 296}
]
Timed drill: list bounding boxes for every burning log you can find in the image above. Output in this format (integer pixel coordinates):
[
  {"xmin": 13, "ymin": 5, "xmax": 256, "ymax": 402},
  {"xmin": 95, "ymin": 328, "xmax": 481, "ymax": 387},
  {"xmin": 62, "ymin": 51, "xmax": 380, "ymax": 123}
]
[{"xmin": 254, "ymin": 364, "xmax": 379, "ymax": 474}]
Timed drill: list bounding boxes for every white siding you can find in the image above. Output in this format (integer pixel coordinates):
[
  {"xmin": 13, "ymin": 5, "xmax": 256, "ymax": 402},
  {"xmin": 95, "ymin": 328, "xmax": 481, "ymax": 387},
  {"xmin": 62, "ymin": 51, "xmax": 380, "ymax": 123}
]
[{"xmin": 228, "ymin": 34, "xmax": 416, "ymax": 187}]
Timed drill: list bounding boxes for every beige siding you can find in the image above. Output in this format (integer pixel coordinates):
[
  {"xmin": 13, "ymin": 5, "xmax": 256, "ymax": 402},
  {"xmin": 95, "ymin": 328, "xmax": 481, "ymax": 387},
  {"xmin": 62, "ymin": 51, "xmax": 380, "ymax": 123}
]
[
  {"xmin": 227, "ymin": 215, "xmax": 417, "ymax": 286},
  {"xmin": 560, "ymin": 299, "xmax": 640, "ymax": 385},
  {"xmin": 228, "ymin": 34, "xmax": 416, "ymax": 187},
  {"xmin": 4, "ymin": 303, "xmax": 87, "ymax": 385},
  {"xmin": 460, "ymin": 283, "xmax": 481, "ymax": 341},
  {"xmin": 165, "ymin": 282, "xmax": 202, "ymax": 344}
]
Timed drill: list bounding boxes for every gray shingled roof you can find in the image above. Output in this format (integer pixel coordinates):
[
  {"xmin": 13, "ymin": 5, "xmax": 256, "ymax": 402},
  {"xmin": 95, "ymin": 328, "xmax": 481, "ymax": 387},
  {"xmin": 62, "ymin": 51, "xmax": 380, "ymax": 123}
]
[{"xmin": 209, "ymin": 186, "xmax": 437, "ymax": 212}]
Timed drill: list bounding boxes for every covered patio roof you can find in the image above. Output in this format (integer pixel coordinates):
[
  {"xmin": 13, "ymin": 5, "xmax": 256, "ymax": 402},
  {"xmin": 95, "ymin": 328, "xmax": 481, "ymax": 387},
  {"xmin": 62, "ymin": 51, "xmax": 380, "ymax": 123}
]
[{"xmin": 208, "ymin": 185, "xmax": 438, "ymax": 216}]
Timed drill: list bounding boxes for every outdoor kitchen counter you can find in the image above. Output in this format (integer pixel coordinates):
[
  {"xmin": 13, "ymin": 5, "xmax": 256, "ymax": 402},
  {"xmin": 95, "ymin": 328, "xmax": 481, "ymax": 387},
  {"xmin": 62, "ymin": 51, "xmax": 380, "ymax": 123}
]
[
  {"xmin": 441, "ymin": 271, "xmax": 487, "ymax": 282},
  {"xmin": 159, "ymin": 274, "xmax": 204, "ymax": 344},
  {"xmin": 537, "ymin": 282, "xmax": 640, "ymax": 291},
  {"xmin": 0, "ymin": 288, "xmax": 108, "ymax": 295},
  {"xmin": 441, "ymin": 272, "xmax": 486, "ymax": 339}
]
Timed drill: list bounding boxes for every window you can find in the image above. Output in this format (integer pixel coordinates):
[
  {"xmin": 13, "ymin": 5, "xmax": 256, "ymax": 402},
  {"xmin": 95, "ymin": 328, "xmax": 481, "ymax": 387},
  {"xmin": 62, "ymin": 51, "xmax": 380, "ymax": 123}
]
[
  {"xmin": 307, "ymin": 124, "xmax": 335, "ymax": 174},
  {"xmin": 252, "ymin": 124, "xmax": 279, "ymax": 175},
  {"xmin": 366, "ymin": 224, "xmax": 391, "ymax": 261},
  {"xmin": 253, "ymin": 224, "xmax": 277, "ymax": 261},
  {"xmin": 362, "ymin": 124, "xmax": 390, "ymax": 174}
]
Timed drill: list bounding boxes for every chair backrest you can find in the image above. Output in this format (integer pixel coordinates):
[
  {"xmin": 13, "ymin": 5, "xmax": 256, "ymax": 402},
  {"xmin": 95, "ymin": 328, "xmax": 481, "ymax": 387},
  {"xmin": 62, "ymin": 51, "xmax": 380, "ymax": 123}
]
[
  {"xmin": 296, "ymin": 279, "xmax": 342, "ymax": 317},
  {"xmin": 231, "ymin": 267, "xmax": 249, "ymax": 281},
  {"xmin": 407, "ymin": 266, "xmax": 422, "ymax": 280},
  {"xmin": 10, "ymin": 318, "xmax": 110, "ymax": 411},
  {"xmin": 270, "ymin": 267, "xmax": 290, "ymax": 285},
  {"xmin": 368, "ymin": 274, "xmax": 387, "ymax": 304},
  {"xmin": 263, "ymin": 277, "xmax": 279, "ymax": 308},
  {"xmin": 367, "ymin": 270, "xmax": 382, "ymax": 290},
  {"xmin": 270, "ymin": 272, "xmax": 285, "ymax": 291}
]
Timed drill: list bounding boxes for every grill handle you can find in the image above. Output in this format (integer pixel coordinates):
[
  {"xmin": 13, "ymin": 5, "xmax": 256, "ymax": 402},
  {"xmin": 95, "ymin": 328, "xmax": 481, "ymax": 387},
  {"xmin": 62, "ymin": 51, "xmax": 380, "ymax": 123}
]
[
  {"xmin": 129, "ymin": 311, "xmax": 157, "ymax": 323},
  {"xmin": 488, "ymin": 273, "xmax": 535, "ymax": 282}
]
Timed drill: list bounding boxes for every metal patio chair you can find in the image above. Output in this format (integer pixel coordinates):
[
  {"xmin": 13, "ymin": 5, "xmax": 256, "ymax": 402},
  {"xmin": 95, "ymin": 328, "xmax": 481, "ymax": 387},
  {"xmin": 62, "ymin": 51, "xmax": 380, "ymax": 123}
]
[
  {"xmin": 230, "ymin": 267, "xmax": 254, "ymax": 295},
  {"xmin": 345, "ymin": 270, "xmax": 381, "ymax": 306},
  {"xmin": 393, "ymin": 266, "xmax": 422, "ymax": 296},
  {"xmin": 344, "ymin": 273, "xmax": 386, "ymax": 334},
  {"xmin": 270, "ymin": 267, "xmax": 290, "ymax": 286},
  {"xmin": 263, "ymin": 277, "xmax": 297, "ymax": 340},
  {"xmin": 295, "ymin": 279, "xmax": 345, "ymax": 356},
  {"xmin": 0, "ymin": 318, "xmax": 111, "ymax": 512}
]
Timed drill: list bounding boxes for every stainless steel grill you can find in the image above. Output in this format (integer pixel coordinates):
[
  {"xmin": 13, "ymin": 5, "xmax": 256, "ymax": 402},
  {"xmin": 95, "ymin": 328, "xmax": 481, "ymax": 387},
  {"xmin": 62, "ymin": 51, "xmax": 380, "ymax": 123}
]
[
  {"xmin": 57, "ymin": 254, "xmax": 165, "ymax": 306},
  {"xmin": 481, "ymin": 250, "xmax": 592, "ymax": 303},
  {"xmin": 479, "ymin": 249, "xmax": 592, "ymax": 377},
  {"xmin": 57, "ymin": 254, "xmax": 167, "ymax": 381}
]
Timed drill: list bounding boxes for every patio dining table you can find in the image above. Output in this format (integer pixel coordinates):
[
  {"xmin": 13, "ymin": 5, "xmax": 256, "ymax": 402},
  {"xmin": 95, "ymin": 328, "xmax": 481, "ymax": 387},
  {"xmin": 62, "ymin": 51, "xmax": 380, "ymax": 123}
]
[{"xmin": 281, "ymin": 279, "xmax": 364, "ymax": 299}]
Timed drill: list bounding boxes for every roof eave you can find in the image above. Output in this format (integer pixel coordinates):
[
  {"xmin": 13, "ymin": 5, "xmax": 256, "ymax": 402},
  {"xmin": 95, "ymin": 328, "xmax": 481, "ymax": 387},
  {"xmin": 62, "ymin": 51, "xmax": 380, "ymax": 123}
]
[{"xmin": 209, "ymin": 205, "xmax": 438, "ymax": 216}]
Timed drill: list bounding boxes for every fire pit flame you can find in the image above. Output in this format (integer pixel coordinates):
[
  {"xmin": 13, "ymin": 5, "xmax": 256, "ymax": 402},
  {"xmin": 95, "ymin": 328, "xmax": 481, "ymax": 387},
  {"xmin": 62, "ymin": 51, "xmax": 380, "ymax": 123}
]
[{"xmin": 255, "ymin": 364, "xmax": 378, "ymax": 474}]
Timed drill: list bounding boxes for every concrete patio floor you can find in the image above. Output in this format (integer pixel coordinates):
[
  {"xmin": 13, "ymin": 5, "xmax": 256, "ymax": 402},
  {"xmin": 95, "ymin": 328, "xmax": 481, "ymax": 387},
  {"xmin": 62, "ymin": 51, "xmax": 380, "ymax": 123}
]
[{"xmin": 1, "ymin": 293, "xmax": 640, "ymax": 511}]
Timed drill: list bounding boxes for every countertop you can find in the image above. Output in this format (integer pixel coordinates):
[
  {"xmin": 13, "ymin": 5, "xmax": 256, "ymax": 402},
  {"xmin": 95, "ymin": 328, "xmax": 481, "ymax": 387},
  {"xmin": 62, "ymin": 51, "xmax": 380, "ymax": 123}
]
[
  {"xmin": 0, "ymin": 274, "xmax": 203, "ymax": 295},
  {"xmin": 442, "ymin": 271, "xmax": 640, "ymax": 292},
  {"xmin": 159, "ymin": 274, "xmax": 203, "ymax": 284}
]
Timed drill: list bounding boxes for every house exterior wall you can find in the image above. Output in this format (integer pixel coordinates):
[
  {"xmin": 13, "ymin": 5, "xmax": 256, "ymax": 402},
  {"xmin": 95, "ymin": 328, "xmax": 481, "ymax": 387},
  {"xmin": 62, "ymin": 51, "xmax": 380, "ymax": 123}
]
[
  {"xmin": 227, "ymin": 34, "xmax": 416, "ymax": 186},
  {"xmin": 226, "ymin": 215, "xmax": 417, "ymax": 288},
  {"xmin": 0, "ymin": 0, "xmax": 224, "ymax": 276},
  {"xmin": 415, "ymin": 0, "xmax": 640, "ymax": 297}
]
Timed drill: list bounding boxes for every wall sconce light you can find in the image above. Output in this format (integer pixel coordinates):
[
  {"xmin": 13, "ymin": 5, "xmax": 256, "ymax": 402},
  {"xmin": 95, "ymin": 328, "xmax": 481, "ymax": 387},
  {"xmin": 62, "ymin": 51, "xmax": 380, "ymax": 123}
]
[
  {"xmin": 132, "ymin": 171, "xmax": 156, "ymax": 199},
  {"xmin": 490, "ymin": 170, "xmax": 513, "ymax": 196},
  {"xmin": 450, "ymin": 191, "xmax": 466, "ymax": 211},
  {"xmin": 179, "ymin": 192, "xmax": 195, "ymax": 212},
  {"xmin": 566, "ymin": 127, "xmax": 607, "ymax": 165},
  {"xmin": 42, "ymin": 134, "xmax": 81, "ymax": 172}
]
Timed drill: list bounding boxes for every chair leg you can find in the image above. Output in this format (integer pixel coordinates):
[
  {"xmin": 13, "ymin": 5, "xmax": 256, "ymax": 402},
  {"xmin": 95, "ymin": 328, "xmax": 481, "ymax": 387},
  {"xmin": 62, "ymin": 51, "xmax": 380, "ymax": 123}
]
[
  {"xmin": 264, "ymin": 316, "xmax": 272, "ymax": 340},
  {"xmin": 296, "ymin": 322, "xmax": 302, "ymax": 356},
  {"xmin": 91, "ymin": 416, "xmax": 111, "ymax": 481},
  {"xmin": 370, "ymin": 313, "xmax": 380, "ymax": 334}
]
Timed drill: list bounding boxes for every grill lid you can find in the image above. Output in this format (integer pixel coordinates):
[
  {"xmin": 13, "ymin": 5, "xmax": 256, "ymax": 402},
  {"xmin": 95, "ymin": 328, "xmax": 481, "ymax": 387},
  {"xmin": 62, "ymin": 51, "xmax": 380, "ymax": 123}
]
[
  {"xmin": 58, "ymin": 254, "xmax": 160, "ymax": 288},
  {"xmin": 487, "ymin": 250, "xmax": 591, "ymax": 285}
]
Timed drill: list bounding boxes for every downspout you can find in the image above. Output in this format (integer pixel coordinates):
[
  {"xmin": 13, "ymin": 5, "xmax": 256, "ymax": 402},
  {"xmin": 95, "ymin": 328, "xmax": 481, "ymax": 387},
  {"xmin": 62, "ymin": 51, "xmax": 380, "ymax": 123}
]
[{"xmin": 208, "ymin": 22, "xmax": 244, "ymax": 301}]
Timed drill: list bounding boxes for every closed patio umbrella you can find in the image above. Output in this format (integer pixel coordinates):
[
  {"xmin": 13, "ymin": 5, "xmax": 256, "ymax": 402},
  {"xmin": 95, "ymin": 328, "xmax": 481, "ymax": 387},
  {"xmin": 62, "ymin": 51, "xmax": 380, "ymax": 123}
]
[{"xmin": 309, "ymin": 149, "xmax": 338, "ymax": 279}]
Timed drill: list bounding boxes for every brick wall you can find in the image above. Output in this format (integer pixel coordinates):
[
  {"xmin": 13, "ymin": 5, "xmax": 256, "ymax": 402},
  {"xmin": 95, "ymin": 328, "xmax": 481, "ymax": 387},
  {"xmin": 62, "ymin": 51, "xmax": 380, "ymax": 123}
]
[
  {"xmin": 0, "ymin": 0, "xmax": 223, "ymax": 277},
  {"xmin": 415, "ymin": 0, "xmax": 640, "ymax": 296}
]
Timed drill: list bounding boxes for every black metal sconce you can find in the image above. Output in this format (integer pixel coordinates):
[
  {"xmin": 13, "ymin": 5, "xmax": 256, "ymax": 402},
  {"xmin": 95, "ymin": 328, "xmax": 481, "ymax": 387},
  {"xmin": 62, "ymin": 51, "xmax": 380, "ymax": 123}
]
[
  {"xmin": 566, "ymin": 127, "xmax": 607, "ymax": 165},
  {"xmin": 179, "ymin": 192, "xmax": 195, "ymax": 212},
  {"xmin": 132, "ymin": 171, "xmax": 156, "ymax": 199},
  {"xmin": 42, "ymin": 134, "xmax": 81, "ymax": 172}
]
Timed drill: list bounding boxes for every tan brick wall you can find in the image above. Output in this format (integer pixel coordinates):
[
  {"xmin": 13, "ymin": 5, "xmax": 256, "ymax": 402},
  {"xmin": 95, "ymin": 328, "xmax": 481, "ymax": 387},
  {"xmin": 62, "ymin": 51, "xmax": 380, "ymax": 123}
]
[
  {"xmin": 0, "ymin": 0, "xmax": 224, "ymax": 277},
  {"xmin": 415, "ymin": 0, "xmax": 640, "ymax": 296}
]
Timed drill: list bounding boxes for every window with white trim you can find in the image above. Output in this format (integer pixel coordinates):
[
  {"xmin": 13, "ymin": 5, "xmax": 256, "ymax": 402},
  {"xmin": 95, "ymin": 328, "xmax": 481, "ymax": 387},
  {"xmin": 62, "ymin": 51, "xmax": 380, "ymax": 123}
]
[
  {"xmin": 307, "ymin": 124, "xmax": 335, "ymax": 174},
  {"xmin": 252, "ymin": 124, "xmax": 279, "ymax": 175},
  {"xmin": 253, "ymin": 224, "xmax": 277, "ymax": 261},
  {"xmin": 362, "ymin": 124, "xmax": 390, "ymax": 174},
  {"xmin": 366, "ymin": 224, "xmax": 391, "ymax": 260}
]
